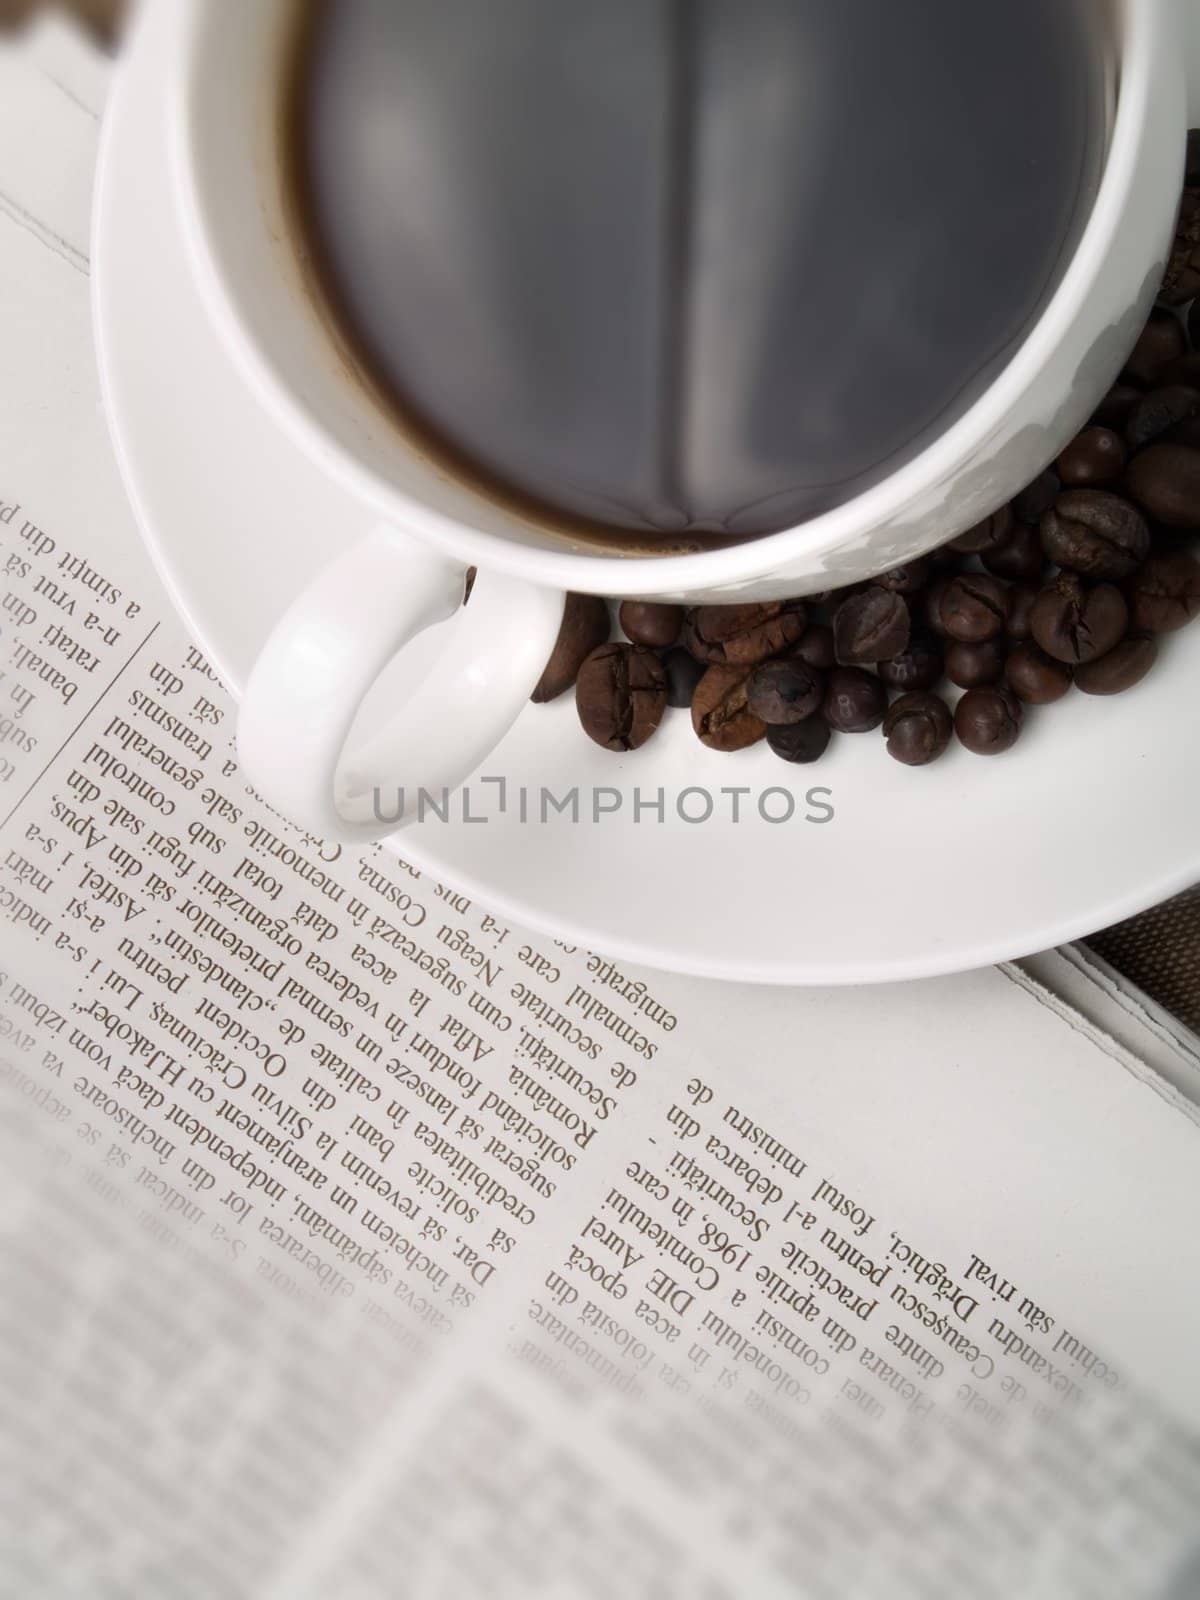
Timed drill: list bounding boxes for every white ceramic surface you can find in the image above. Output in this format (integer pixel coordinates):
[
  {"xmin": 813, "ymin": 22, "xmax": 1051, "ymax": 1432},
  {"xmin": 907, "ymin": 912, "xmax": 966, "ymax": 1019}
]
[
  {"xmin": 94, "ymin": 1, "xmax": 1200, "ymax": 984},
  {"xmin": 164, "ymin": 0, "xmax": 1190, "ymax": 841}
]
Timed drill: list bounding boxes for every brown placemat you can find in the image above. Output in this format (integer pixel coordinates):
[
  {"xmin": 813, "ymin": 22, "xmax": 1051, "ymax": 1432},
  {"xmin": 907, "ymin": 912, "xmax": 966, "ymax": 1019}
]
[{"xmin": 1088, "ymin": 888, "xmax": 1200, "ymax": 1034}]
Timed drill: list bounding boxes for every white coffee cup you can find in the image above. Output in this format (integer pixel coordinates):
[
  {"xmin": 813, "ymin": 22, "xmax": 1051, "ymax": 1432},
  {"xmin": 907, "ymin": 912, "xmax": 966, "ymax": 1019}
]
[{"xmin": 166, "ymin": 0, "xmax": 1189, "ymax": 843}]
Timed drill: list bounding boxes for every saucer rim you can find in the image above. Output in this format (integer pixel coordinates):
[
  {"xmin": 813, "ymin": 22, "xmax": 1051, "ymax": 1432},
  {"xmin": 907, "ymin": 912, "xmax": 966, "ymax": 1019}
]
[{"xmin": 90, "ymin": 12, "xmax": 1200, "ymax": 986}]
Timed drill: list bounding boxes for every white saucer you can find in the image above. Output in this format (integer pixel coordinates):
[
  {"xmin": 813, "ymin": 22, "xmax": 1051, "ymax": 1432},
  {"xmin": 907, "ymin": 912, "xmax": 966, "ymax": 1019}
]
[{"xmin": 92, "ymin": 8, "xmax": 1200, "ymax": 986}]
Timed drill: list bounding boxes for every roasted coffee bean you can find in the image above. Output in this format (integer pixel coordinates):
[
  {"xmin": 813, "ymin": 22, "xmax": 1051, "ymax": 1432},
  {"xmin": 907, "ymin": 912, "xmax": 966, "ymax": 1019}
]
[
  {"xmin": 1029, "ymin": 574, "xmax": 1128, "ymax": 664},
  {"xmin": 1124, "ymin": 386, "xmax": 1200, "ymax": 453},
  {"xmin": 789, "ymin": 622, "xmax": 835, "ymax": 671},
  {"xmin": 1005, "ymin": 642, "xmax": 1073, "ymax": 705},
  {"xmin": 532, "ymin": 593, "xmax": 610, "ymax": 702},
  {"xmin": 1125, "ymin": 443, "xmax": 1200, "ymax": 528},
  {"xmin": 1075, "ymin": 634, "xmax": 1157, "ymax": 696},
  {"xmin": 954, "ymin": 686, "xmax": 1022, "ymax": 756},
  {"xmin": 833, "ymin": 587, "xmax": 910, "ymax": 665},
  {"xmin": 948, "ymin": 503, "xmax": 1013, "ymax": 554},
  {"xmin": 982, "ymin": 521, "xmax": 1045, "ymax": 582},
  {"xmin": 882, "ymin": 692, "xmax": 953, "ymax": 767},
  {"xmin": 1190, "ymin": 298, "xmax": 1200, "ymax": 352},
  {"xmin": 944, "ymin": 637, "xmax": 1005, "ymax": 689},
  {"xmin": 683, "ymin": 600, "xmax": 806, "ymax": 666},
  {"xmin": 1012, "ymin": 470, "xmax": 1061, "ymax": 524},
  {"xmin": 923, "ymin": 577, "xmax": 953, "ymax": 636},
  {"xmin": 822, "ymin": 666, "xmax": 887, "ymax": 733},
  {"xmin": 1121, "ymin": 309, "xmax": 1186, "ymax": 385},
  {"xmin": 1159, "ymin": 189, "xmax": 1200, "ymax": 305},
  {"xmin": 575, "ymin": 642, "xmax": 666, "ymax": 750},
  {"xmin": 618, "ymin": 600, "xmax": 682, "ymax": 649},
  {"xmin": 1055, "ymin": 426, "xmax": 1126, "ymax": 487},
  {"xmin": 1126, "ymin": 551, "xmax": 1200, "ymax": 633},
  {"xmin": 1159, "ymin": 351, "xmax": 1200, "ymax": 388},
  {"xmin": 935, "ymin": 575, "xmax": 1010, "ymax": 642},
  {"xmin": 1166, "ymin": 414, "xmax": 1200, "ymax": 451},
  {"xmin": 1005, "ymin": 583, "xmax": 1040, "ymax": 642},
  {"xmin": 767, "ymin": 717, "xmax": 831, "ymax": 765},
  {"xmin": 661, "ymin": 647, "xmax": 706, "ymax": 709},
  {"xmin": 745, "ymin": 659, "xmax": 824, "ymax": 725},
  {"xmin": 872, "ymin": 558, "xmax": 931, "ymax": 595},
  {"xmin": 927, "ymin": 544, "xmax": 962, "ymax": 571},
  {"xmin": 1038, "ymin": 489, "xmax": 1150, "ymax": 579},
  {"xmin": 1089, "ymin": 385, "xmax": 1142, "ymax": 433},
  {"xmin": 877, "ymin": 629, "xmax": 943, "ymax": 692},
  {"xmin": 1188, "ymin": 128, "xmax": 1200, "ymax": 187},
  {"xmin": 691, "ymin": 665, "xmax": 766, "ymax": 751}
]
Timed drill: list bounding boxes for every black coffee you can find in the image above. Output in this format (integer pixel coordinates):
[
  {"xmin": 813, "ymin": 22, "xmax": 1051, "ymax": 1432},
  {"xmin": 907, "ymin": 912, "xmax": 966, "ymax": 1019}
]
[{"xmin": 290, "ymin": 0, "xmax": 1108, "ymax": 551}]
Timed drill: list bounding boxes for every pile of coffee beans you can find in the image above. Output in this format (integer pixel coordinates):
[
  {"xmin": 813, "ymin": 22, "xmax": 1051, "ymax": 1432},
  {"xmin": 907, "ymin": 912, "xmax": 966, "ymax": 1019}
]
[{"xmin": 531, "ymin": 136, "xmax": 1200, "ymax": 769}]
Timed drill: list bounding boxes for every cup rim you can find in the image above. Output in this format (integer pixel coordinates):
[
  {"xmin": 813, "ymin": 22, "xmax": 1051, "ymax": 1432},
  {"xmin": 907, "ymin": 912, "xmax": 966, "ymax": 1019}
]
[{"xmin": 168, "ymin": 0, "xmax": 1164, "ymax": 596}]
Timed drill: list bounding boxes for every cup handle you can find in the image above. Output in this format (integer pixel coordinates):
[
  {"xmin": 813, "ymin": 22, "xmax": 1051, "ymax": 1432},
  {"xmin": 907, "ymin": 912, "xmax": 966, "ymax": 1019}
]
[{"xmin": 236, "ymin": 524, "xmax": 566, "ymax": 843}]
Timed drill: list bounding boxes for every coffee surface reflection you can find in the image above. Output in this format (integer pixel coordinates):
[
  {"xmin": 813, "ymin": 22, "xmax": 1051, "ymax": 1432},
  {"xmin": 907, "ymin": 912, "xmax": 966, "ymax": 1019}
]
[{"xmin": 292, "ymin": 0, "xmax": 1108, "ymax": 550}]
